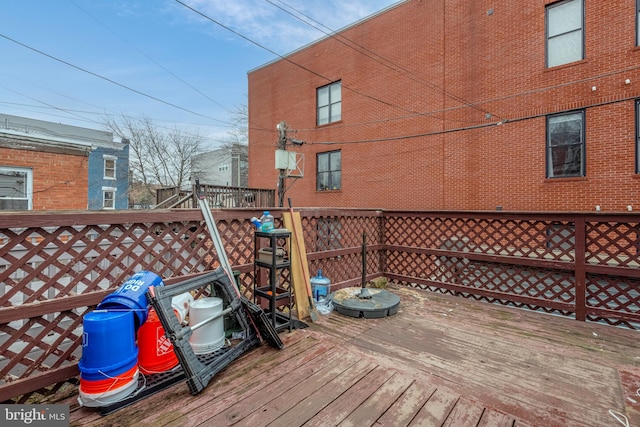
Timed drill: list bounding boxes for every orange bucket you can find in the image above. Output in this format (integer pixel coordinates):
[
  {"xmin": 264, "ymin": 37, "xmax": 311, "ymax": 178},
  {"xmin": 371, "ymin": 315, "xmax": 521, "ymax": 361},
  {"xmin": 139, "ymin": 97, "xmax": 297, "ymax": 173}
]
[
  {"xmin": 79, "ymin": 363, "xmax": 138, "ymax": 394},
  {"xmin": 137, "ymin": 308, "xmax": 179, "ymax": 374}
]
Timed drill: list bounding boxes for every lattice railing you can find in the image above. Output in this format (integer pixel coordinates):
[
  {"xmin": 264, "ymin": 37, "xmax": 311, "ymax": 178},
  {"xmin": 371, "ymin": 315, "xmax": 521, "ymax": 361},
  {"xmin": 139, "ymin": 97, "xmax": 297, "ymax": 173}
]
[
  {"xmin": 0, "ymin": 209, "xmax": 259, "ymax": 403},
  {"xmin": 1, "ymin": 209, "xmax": 639, "ymax": 403},
  {"xmin": 384, "ymin": 212, "xmax": 640, "ymax": 328}
]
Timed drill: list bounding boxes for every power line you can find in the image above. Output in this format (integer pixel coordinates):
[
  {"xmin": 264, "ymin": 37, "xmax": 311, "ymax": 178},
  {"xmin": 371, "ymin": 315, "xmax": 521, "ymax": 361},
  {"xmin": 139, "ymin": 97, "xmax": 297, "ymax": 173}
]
[
  {"xmin": 173, "ymin": 0, "xmax": 445, "ymax": 122},
  {"xmin": 309, "ymin": 93, "xmax": 639, "ymax": 145},
  {"xmin": 0, "ymin": 32, "xmax": 232, "ymax": 126},
  {"xmin": 68, "ymin": 0, "xmax": 232, "ymax": 115},
  {"xmin": 0, "ymin": 96, "xmax": 232, "ymax": 147},
  {"xmin": 266, "ymin": 0, "xmax": 502, "ymax": 124},
  {"xmin": 0, "ymin": 83, "xmax": 99, "ymax": 127},
  {"xmin": 70, "ymin": 0, "xmax": 275, "ymax": 135}
]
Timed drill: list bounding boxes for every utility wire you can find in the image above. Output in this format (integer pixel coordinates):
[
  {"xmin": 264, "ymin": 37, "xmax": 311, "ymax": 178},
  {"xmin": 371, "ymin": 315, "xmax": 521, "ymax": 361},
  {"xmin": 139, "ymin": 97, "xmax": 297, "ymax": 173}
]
[
  {"xmin": 173, "ymin": 0, "xmax": 441, "ymax": 120},
  {"xmin": 0, "ymin": 68, "xmax": 225, "ymax": 133},
  {"xmin": 266, "ymin": 0, "xmax": 502, "ymax": 123},
  {"xmin": 70, "ymin": 0, "xmax": 273, "ymax": 135},
  {"xmin": 0, "ymin": 83, "xmax": 99, "ymax": 127},
  {"xmin": 308, "ymin": 92, "xmax": 638, "ymax": 145},
  {"xmin": 69, "ymin": 0, "xmax": 233, "ymax": 116},
  {"xmin": 0, "ymin": 95, "xmax": 232, "ymax": 147},
  {"xmin": 0, "ymin": 32, "xmax": 231, "ymax": 126}
]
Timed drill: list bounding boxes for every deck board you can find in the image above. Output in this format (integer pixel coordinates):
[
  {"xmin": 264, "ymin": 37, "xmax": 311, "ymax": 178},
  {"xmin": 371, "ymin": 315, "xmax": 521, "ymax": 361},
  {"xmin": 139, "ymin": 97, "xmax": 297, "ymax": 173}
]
[
  {"xmin": 304, "ymin": 366, "xmax": 396, "ymax": 427},
  {"xmin": 374, "ymin": 380, "xmax": 436, "ymax": 426},
  {"xmin": 338, "ymin": 372, "xmax": 414, "ymax": 427},
  {"xmin": 408, "ymin": 387, "xmax": 458, "ymax": 426},
  {"xmin": 441, "ymin": 398, "xmax": 486, "ymax": 427},
  {"xmin": 63, "ymin": 284, "xmax": 640, "ymax": 427},
  {"xmin": 260, "ymin": 360, "xmax": 376, "ymax": 427}
]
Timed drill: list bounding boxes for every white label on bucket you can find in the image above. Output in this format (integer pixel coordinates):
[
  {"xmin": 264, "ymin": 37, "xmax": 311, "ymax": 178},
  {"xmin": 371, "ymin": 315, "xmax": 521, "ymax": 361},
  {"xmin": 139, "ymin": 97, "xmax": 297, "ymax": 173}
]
[
  {"xmin": 121, "ymin": 281, "xmax": 144, "ymax": 292},
  {"xmin": 82, "ymin": 332, "xmax": 88, "ymax": 347},
  {"xmin": 156, "ymin": 327, "xmax": 172, "ymax": 356}
]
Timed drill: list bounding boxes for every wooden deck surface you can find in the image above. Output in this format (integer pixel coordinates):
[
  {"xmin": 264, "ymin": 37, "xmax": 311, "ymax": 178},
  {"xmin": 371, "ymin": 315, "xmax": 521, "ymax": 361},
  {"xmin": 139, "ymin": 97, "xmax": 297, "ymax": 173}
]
[{"xmin": 64, "ymin": 284, "xmax": 640, "ymax": 426}]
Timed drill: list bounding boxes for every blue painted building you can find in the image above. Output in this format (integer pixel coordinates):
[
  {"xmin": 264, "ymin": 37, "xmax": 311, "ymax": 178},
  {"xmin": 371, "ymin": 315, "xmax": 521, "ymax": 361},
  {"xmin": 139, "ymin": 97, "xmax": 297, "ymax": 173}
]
[{"xmin": 87, "ymin": 140, "xmax": 130, "ymax": 210}]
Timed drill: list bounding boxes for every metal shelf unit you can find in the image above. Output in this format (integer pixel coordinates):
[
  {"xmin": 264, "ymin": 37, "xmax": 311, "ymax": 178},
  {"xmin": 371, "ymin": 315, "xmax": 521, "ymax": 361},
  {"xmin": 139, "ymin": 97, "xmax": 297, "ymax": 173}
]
[{"xmin": 253, "ymin": 229, "xmax": 292, "ymax": 332}]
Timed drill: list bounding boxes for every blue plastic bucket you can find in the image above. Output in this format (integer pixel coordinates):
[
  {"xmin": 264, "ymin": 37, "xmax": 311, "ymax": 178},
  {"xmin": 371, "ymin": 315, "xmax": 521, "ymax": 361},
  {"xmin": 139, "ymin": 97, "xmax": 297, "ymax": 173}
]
[
  {"xmin": 78, "ymin": 310, "xmax": 138, "ymax": 381},
  {"xmin": 97, "ymin": 271, "xmax": 164, "ymax": 329}
]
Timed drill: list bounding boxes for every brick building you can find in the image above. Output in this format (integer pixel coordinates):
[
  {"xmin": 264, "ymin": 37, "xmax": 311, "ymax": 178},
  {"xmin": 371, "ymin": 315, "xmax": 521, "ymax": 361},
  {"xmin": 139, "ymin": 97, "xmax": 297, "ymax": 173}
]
[
  {"xmin": 0, "ymin": 113, "xmax": 129, "ymax": 210},
  {"xmin": 247, "ymin": 0, "xmax": 640, "ymax": 212}
]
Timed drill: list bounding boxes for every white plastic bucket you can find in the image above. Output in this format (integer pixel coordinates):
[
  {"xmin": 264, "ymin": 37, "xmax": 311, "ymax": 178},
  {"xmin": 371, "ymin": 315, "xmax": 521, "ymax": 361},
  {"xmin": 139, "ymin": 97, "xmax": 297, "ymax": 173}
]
[
  {"xmin": 188, "ymin": 297, "xmax": 225, "ymax": 354},
  {"xmin": 171, "ymin": 292, "xmax": 194, "ymax": 324}
]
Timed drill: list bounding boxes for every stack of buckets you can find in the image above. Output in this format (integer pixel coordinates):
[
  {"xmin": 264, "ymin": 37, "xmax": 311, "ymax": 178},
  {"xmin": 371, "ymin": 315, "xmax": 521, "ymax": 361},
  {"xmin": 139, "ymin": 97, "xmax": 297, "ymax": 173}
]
[
  {"xmin": 78, "ymin": 270, "xmax": 226, "ymax": 407},
  {"xmin": 78, "ymin": 271, "xmax": 182, "ymax": 407}
]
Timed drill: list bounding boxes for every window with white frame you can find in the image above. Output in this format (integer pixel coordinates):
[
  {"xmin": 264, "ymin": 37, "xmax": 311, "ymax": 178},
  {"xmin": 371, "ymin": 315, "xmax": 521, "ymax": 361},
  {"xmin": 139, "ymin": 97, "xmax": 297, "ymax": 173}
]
[
  {"xmin": 317, "ymin": 81, "xmax": 342, "ymax": 126},
  {"xmin": 317, "ymin": 150, "xmax": 341, "ymax": 191},
  {"xmin": 102, "ymin": 187, "xmax": 116, "ymax": 209},
  {"xmin": 546, "ymin": 0, "xmax": 584, "ymax": 68},
  {"xmin": 547, "ymin": 110, "xmax": 585, "ymax": 178},
  {"xmin": 104, "ymin": 156, "xmax": 116, "ymax": 179},
  {"xmin": 0, "ymin": 166, "xmax": 32, "ymax": 210}
]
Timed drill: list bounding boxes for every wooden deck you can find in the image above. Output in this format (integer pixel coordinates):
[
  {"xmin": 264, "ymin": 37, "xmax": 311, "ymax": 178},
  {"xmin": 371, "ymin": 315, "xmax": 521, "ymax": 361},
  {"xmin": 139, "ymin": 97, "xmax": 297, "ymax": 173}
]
[{"xmin": 64, "ymin": 284, "xmax": 640, "ymax": 427}]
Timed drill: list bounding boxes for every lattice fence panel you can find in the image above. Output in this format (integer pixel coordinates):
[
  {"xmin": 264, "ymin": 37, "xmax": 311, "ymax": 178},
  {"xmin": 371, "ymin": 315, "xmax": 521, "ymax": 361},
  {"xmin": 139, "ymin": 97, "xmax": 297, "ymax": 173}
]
[
  {"xmin": 3, "ymin": 209, "xmax": 639, "ymax": 403},
  {"xmin": 586, "ymin": 274, "xmax": 640, "ymax": 329},
  {"xmin": 1, "ymin": 308, "xmax": 88, "ymax": 385},
  {"xmin": 302, "ymin": 214, "xmax": 380, "ymax": 253},
  {"xmin": 309, "ymin": 249, "xmax": 381, "ymax": 287},
  {"xmin": 586, "ymin": 221, "xmax": 640, "ymax": 267},
  {"xmin": 0, "ymin": 220, "xmax": 217, "ymax": 309},
  {"xmin": 219, "ymin": 218, "xmax": 257, "ymax": 267},
  {"xmin": 385, "ymin": 215, "xmax": 575, "ymax": 261},
  {"xmin": 0, "ymin": 215, "xmax": 244, "ymax": 401},
  {"xmin": 386, "ymin": 250, "xmax": 446, "ymax": 282}
]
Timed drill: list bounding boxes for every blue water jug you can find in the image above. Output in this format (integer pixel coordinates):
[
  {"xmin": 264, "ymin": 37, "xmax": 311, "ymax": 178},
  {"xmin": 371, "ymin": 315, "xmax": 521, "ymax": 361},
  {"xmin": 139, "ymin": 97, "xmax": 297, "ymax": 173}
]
[{"xmin": 310, "ymin": 270, "xmax": 330, "ymax": 302}]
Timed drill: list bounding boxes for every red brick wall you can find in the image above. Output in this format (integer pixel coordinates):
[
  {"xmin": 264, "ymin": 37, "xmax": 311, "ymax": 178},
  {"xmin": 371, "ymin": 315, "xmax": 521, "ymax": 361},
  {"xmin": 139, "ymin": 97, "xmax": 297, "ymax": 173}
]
[
  {"xmin": 1, "ymin": 147, "xmax": 88, "ymax": 210},
  {"xmin": 248, "ymin": 0, "xmax": 640, "ymax": 212}
]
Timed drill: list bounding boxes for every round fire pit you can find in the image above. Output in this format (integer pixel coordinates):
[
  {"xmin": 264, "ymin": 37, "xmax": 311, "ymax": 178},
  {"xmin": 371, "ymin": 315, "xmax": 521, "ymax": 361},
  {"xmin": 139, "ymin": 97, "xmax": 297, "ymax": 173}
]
[{"xmin": 330, "ymin": 287, "xmax": 400, "ymax": 318}]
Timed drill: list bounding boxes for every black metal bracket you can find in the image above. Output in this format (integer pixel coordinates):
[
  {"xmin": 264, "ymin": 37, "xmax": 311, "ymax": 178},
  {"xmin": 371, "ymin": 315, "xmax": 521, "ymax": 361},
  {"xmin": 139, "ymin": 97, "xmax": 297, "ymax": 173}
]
[{"xmin": 147, "ymin": 268, "xmax": 260, "ymax": 395}]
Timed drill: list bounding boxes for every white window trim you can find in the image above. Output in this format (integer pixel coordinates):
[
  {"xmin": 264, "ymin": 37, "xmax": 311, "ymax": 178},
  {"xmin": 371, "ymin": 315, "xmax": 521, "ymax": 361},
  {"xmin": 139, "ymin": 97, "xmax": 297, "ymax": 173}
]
[
  {"xmin": 0, "ymin": 166, "xmax": 33, "ymax": 210},
  {"xmin": 102, "ymin": 186, "xmax": 116, "ymax": 210},
  {"xmin": 104, "ymin": 155, "xmax": 117, "ymax": 180}
]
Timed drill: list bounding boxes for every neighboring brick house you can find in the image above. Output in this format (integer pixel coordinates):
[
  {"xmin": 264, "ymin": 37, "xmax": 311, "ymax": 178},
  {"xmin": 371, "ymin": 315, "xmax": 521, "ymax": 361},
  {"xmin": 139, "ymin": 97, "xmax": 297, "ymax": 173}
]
[
  {"xmin": 247, "ymin": 0, "xmax": 640, "ymax": 212},
  {"xmin": 0, "ymin": 113, "xmax": 129, "ymax": 210}
]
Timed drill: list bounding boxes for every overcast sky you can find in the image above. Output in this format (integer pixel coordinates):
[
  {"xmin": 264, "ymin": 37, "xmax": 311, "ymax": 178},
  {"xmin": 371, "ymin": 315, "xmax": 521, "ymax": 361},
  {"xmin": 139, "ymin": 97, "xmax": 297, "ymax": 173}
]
[{"xmin": 0, "ymin": 0, "xmax": 401, "ymax": 148}]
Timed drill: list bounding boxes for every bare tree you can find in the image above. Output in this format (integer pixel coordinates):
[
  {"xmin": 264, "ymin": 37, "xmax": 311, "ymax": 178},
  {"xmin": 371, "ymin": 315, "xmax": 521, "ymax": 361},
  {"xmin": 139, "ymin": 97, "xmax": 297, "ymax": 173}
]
[
  {"xmin": 105, "ymin": 115, "xmax": 205, "ymax": 204},
  {"xmin": 222, "ymin": 104, "xmax": 248, "ymax": 147},
  {"xmin": 191, "ymin": 104, "xmax": 250, "ymax": 188}
]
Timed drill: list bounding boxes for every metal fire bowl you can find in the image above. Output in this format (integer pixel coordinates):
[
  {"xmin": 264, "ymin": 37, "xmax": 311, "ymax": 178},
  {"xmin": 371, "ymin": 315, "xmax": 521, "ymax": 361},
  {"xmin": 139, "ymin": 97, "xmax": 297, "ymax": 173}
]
[{"xmin": 330, "ymin": 287, "xmax": 400, "ymax": 319}]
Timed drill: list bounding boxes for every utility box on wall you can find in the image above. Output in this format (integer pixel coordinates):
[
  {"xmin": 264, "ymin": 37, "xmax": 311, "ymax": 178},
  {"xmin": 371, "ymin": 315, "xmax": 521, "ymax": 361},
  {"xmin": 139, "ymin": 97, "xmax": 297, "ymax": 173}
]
[{"xmin": 275, "ymin": 149, "xmax": 304, "ymax": 178}]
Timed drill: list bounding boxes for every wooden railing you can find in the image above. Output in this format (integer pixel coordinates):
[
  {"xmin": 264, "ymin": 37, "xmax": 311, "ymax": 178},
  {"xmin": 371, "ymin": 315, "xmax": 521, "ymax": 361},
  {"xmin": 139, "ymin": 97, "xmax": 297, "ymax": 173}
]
[
  {"xmin": 155, "ymin": 184, "xmax": 275, "ymax": 209},
  {"xmin": 1, "ymin": 208, "xmax": 638, "ymax": 403}
]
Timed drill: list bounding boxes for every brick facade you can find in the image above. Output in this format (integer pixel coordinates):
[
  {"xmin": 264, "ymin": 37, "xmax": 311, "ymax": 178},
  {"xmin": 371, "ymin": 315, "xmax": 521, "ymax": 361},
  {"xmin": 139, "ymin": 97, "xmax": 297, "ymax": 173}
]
[
  {"xmin": 0, "ymin": 145, "xmax": 88, "ymax": 210},
  {"xmin": 248, "ymin": 0, "xmax": 640, "ymax": 211}
]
